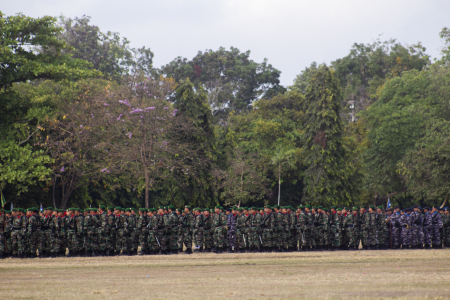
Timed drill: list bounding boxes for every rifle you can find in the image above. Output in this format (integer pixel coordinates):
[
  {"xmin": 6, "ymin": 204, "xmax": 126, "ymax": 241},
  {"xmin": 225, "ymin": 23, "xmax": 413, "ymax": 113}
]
[
  {"xmin": 258, "ymin": 235, "xmax": 263, "ymax": 246},
  {"xmin": 155, "ymin": 235, "xmax": 161, "ymax": 247},
  {"xmin": 83, "ymin": 236, "xmax": 86, "ymax": 248},
  {"xmin": 243, "ymin": 234, "xmax": 246, "ymax": 247}
]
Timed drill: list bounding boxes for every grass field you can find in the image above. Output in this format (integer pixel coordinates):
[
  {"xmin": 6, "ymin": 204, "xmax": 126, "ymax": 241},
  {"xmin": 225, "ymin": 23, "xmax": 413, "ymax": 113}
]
[{"xmin": 1, "ymin": 249, "xmax": 450, "ymax": 299}]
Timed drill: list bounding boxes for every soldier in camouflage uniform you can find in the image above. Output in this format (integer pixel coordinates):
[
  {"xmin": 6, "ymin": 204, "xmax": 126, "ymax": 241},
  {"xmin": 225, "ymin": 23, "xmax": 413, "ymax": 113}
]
[
  {"xmin": 399, "ymin": 208, "xmax": 412, "ymax": 249},
  {"xmin": 180, "ymin": 205, "xmax": 194, "ymax": 254},
  {"xmin": 83, "ymin": 208, "xmax": 98, "ymax": 256},
  {"xmin": 322, "ymin": 208, "xmax": 330, "ymax": 250},
  {"xmin": 193, "ymin": 208, "xmax": 204, "ymax": 252},
  {"xmin": 212, "ymin": 206, "xmax": 225, "ymax": 254},
  {"xmin": 131, "ymin": 208, "xmax": 139, "ymax": 254},
  {"xmin": 296, "ymin": 206, "xmax": 306, "ymax": 251},
  {"xmin": 0, "ymin": 209, "xmax": 6, "ymax": 259},
  {"xmin": 167, "ymin": 206, "xmax": 179, "ymax": 254},
  {"xmin": 156, "ymin": 206, "xmax": 168, "ymax": 254},
  {"xmin": 431, "ymin": 206, "xmax": 443, "ymax": 248},
  {"xmin": 272, "ymin": 205, "xmax": 283, "ymax": 252},
  {"xmin": 359, "ymin": 206, "xmax": 368, "ymax": 250},
  {"xmin": 248, "ymin": 207, "xmax": 261, "ymax": 252},
  {"xmin": 280, "ymin": 206, "xmax": 290, "ymax": 251},
  {"xmin": 343, "ymin": 207, "xmax": 359, "ymax": 250},
  {"xmin": 330, "ymin": 207, "xmax": 341, "ymax": 250},
  {"xmin": 227, "ymin": 207, "xmax": 237, "ymax": 253},
  {"xmin": 11, "ymin": 208, "xmax": 26, "ymax": 257},
  {"xmin": 125, "ymin": 208, "xmax": 136, "ymax": 255},
  {"xmin": 41, "ymin": 207, "xmax": 53, "ymax": 257},
  {"xmin": 375, "ymin": 206, "xmax": 386, "ymax": 249},
  {"xmin": 136, "ymin": 208, "xmax": 149, "ymax": 255},
  {"xmin": 287, "ymin": 207, "xmax": 297, "ymax": 251},
  {"xmin": 25, "ymin": 208, "xmax": 39, "ymax": 258},
  {"xmin": 48, "ymin": 209, "xmax": 60, "ymax": 257},
  {"xmin": 65, "ymin": 208, "xmax": 77, "ymax": 257},
  {"xmin": 147, "ymin": 208, "xmax": 160, "ymax": 254},
  {"xmin": 115, "ymin": 207, "xmax": 128, "ymax": 255},
  {"xmin": 366, "ymin": 206, "xmax": 378, "ymax": 249},
  {"xmin": 105, "ymin": 207, "xmax": 115, "ymax": 255},
  {"xmin": 235, "ymin": 208, "xmax": 246, "ymax": 253},
  {"xmin": 203, "ymin": 209, "xmax": 213, "ymax": 252},
  {"xmin": 97, "ymin": 205, "xmax": 108, "ymax": 256},
  {"xmin": 411, "ymin": 205, "xmax": 423, "ymax": 249},
  {"xmin": 390, "ymin": 206, "xmax": 402, "ymax": 249},
  {"xmin": 260, "ymin": 206, "xmax": 273, "ymax": 252},
  {"xmin": 443, "ymin": 207, "xmax": 450, "ymax": 247}
]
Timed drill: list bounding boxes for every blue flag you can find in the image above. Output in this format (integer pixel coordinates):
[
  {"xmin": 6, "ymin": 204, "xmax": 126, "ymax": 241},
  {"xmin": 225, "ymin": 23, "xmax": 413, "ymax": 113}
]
[
  {"xmin": 387, "ymin": 197, "xmax": 391, "ymax": 209},
  {"xmin": 40, "ymin": 203, "xmax": 43, "ymax": 212},
  {"xmin": 11, "ymin": 203, "xmax": 13, "ymax": 211}
]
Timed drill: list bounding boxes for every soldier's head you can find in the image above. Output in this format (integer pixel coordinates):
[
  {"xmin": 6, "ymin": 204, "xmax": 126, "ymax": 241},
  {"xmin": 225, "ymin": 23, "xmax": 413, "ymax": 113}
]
[
  {"xmin": 204, "ymin": 209, "xmax": 209, "ymax": 216},
  {"xmin": 337, "ymin": 208, "xmax": 342, "ymax": 214},
  {"xmin": 352, "ymin": 206, "xmax": 358, "ymax": 214},
  {"xmin": 444, "ymin": 207, "xmax": 449, "ymax": 215},
  {"xmin": 74, "ymin": 208, "xmax": 80, "ymax": 216},
  {"xmin": 368, "ymin": 206, "xmax": 375, "ymax": 213},
  {"xmin": 318, "ymin": 206, "xmax": 323, "ymax": 213},
  {"xmin": 360, "ymin": 206, "xmax": 366, "ymax": 214},
  {"xmin": 214, "ymin": 206, "xmax": 220, "ymax": 214},
  {"xmin": 184, "ymin": 205, "xmax": 191, "ymax": 214},
  {"xmin": 304, "ymin": 205, "xmax": 310, "ymax": 213},
  {"xmin": 431, "ymin": 206, "xmax": 438, "ymax": 213},
  {"xmin": 6, "ymin": 210, "xmax": 11, "ymax": 217},
  {"xmin": 84, "ymin": 209, "xmax": 89, "ymax": 216},
  {"xmin": 225, "ymin": 208, "xmax": 231, "ymax": 216},
  {"xmin": 331, "ymin": 206, "xmax": 336, "ymax": 213},
  {"xmin": 52, "ymin": 209, "xmax": 58, "ymax": 216},
  {"xmin": 231, "ymin": 207, "xmax": 237, "ymax": 215},
  {"xmin": 376, "ymin": 206, "xmax": 382, "ymax": 213},
  {"xmin": 394, "ymin": 205, "xmax": 400, "ymax": 213},
  {"xmin": 312, "ymin": 206, "xmax": 317, "ymax": 214},
  {"xmin": 236, "ymin": 208, "xmax": 243, "ymax": 215}
]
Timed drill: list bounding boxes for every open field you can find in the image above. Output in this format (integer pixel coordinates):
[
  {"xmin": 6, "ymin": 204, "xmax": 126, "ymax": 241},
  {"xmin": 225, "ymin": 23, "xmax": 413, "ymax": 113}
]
[{"xmin": 1, "ymin": 249, "xmax": 450, "ymax": 299}]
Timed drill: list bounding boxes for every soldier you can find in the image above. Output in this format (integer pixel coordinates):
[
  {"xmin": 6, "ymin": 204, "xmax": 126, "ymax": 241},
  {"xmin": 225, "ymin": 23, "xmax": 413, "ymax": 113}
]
[
  {"xmin": 11, "ymin": 208, "xmax": 26, "ymax": 258},
  {"xmin": 212, "ymin": 205, "xmax": 225, "ymax": 254},
  {"xmin": 227, "ymin": 207, "xmax": 237, "ymax": 253},
  {"xmin": 192, "ymin": 208, "xmax": 204, "ymax": 252},
  {"xmin": 260, "ymin": 205, "xmax": 273, "ymax": 252},
  {"xmin": 422, "ymin": 207, "xmax": 432, "ymax": 249},
  {"xmin": 179, "ymin": 205, "xmax": 194, "ymax": 254},
  {"xmin": 288, "ymin": 206, "xmax": 297, "ymax": 251},
  {"xmin": 105, "ymin": 207, "xmax": 115, "ymax": 256},
  {"xmin": 296, "ymin": 206, "xmax": 306, "ymax": 251},
  {"xmin": 24, "ymin": 208, "xmax": 39, "ymax": 258},
  {"xmin": 56, "ymin": 209, "xmax": 66, "ymax": 257},
  {"xmin": 203, "ymin": 208, "xmax": 213, "ymax": 252},
  {"xmin": 248, "ymin": 207, "xmax": 261, "ymax": 253},
  {"xmin": 83, "ymin": 208, "xmax": 96, "ymax": 256},
  {"xmin": 125, "ymin": 208, "xmax": 136, "ymax": 255},
  {"xmin": 400, "ymin": 208, "xmax": 412, "ymax": 249},
  {"xmin": 167, "ymin": 205, "xmax": 179, "ymax": 254},
  {"xmin": 144, "ymin": 209, "xmax": 154, "ymax": 255},
  {"xmin": 48, "ymin": 208, "xmax": 60, "ymax": 257},
  {"xmin": 343, "ymin": 206, "xmax": 359, "ymax": 250},
  {"xmin": 431, "ymin": 205, "xmax": 443, "ymax": 248},
  {"xmin": 330, "ymin": 207, "xmax": 341, "ymax": 251},
  {"xmin": 375, "ymin": 206, "xmax": 386, "ymax": 250},
  {"xmin": 136, "ymin": 208, "xmax": 149, "ymax": 255},
  {"xmin": 322, "ymin": 208, "xmax": 330, "ymax": 250},
  {"xmin": 0, "ymin": 209, "xmax": 6, "ymax": 259},
  {"xmin": 97, "ymin": 205, "xmax": 107, "ymax": 256},
  {"xmin": 156, "ymin": 206, "xmax": 167, "ymax": 254},
  {"xmin": 115, "ymin": 207, "xmax": 127, "ymax": 255},
  {"xmin": 280, "ymin": 206, "xmax": 290, "ymax": 251},
  {"xmin": 41, "ymin": 207, "xmax": 54, "ymax": 257},
  {"xmin": 65, "ymin": 208, "xmax": 76, "ymax": 257},
  {"xmin": 366, "ymin": 206, "xmax": 378, "ymax": 250},
  {"xmin": 443, "ymin": 207, "xmax": 450, "ymax": 248},
  {"xmin": 235, "ymin": 208, "xmax": 246, "ymax": 253},
  {"xmin": 359, "ymin": 206, "xmax": 368, "ymax": 250},
  {"xmin": 390, "ymin": 205, "xmax": 402, "ymax": 249}
]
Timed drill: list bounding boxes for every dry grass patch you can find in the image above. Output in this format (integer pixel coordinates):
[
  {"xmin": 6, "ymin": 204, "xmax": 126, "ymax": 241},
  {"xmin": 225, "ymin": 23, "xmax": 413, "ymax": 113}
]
[{"xmin": 1, "ymin": 249, "xmax": 449, "ymax": 299}]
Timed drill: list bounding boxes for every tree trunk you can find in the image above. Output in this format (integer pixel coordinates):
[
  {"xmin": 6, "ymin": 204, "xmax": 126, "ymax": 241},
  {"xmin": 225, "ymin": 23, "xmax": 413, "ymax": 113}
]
[
  {"xmin": 144, "ymin": 168, "xmax": 150, "ymax": 209},
  {"xmin": 278, "ymin": 164, "xmax": 281, "ymax": 206}
]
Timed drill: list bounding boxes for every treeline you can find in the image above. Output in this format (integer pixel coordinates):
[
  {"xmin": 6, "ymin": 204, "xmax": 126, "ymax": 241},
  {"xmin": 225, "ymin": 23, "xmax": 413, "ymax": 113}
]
[{"xmin": 1, "ymin": 12, "xmax": 450, "ymax": 209}]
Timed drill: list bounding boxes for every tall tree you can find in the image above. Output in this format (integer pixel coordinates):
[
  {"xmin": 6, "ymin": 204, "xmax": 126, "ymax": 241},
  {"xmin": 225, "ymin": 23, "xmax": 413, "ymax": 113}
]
[
  {"xmin": 302, "ymin": 65, "xmax": 354, "ymax": 205},
  {"xmin": 160, "ymin": 47, "xmax": 284, "ymax": 117}
]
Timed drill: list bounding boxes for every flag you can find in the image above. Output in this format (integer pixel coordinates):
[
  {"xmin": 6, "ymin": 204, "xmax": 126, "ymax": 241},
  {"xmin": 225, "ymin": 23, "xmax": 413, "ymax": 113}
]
[
  {"xmin": 0, "ymin": 191, "xmax": 5, "ymax": 208},
  {"xmin": 40, "ymin": 203, "xmax": 43, "ymax": 212},
  {"xmin": 11, "ymin": 203, "xmax": 13, "ymax": 211},
  {"xmin": 387, "ymin": 197, "xmax": 391, "ymax": 209}
]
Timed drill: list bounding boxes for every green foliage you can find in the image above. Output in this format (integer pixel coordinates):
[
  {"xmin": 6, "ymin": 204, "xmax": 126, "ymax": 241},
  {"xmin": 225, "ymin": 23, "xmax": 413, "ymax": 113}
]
[
  {"xmin": 57, "ymin": 15, "xmax": 153, "ymax": 80},
  {"xmin": 160, "ymin": 47, "xmax": 284, "ymax": 117},
  {"xmin": 302, "ymin": 65, "xmax": 354, "ymax": 206}
]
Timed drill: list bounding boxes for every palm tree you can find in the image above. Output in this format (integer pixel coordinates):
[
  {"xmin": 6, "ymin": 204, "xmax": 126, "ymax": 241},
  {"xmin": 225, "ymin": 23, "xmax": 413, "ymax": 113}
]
[{"xmin": 271, "ymin": 145, "xmax": 297, "ymax": 206}]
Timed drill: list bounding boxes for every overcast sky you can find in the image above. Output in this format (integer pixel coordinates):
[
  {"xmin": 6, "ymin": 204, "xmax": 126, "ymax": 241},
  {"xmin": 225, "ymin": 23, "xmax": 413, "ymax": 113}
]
[{"xmin": 3, "ymin": 0, "xmax": 450, "ymax": 86}]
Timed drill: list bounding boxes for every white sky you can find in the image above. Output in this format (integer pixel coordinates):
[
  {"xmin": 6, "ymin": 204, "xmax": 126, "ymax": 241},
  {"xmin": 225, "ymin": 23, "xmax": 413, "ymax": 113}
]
[{"xmin": 3, "ymin": 0, "xmax": 450, "ymax": 86}]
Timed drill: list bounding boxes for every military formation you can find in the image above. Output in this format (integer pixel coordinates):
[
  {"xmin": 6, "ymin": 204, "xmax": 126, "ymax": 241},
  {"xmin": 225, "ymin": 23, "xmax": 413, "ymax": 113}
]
[{"xmin": 0, "ymin": 203, "xmax": 449, "ymax": 259}]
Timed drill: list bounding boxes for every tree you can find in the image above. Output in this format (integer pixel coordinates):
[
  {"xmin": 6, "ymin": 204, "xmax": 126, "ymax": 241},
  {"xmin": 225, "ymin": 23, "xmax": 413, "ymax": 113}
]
[
  {"xmin": 57, "ymin": 15, "xmax": 154, "ymax": 80},
  {"xmin": 302, "ymin": 65, "xmax": 354, "ymax": 206},
  {"xmin": 160, "ymin": 47, "xmax": 284, "ymax": 117},
  {"xmin": 290, "ymin": 62, "xmax": 318, "ymax": 94},
  {"xmin": 0, "ymin": 12, "xmax": 99, "ymax": 197},
  {"xmin": 271, "ymin": 145, "xmax": 297, "ymax": 205}
]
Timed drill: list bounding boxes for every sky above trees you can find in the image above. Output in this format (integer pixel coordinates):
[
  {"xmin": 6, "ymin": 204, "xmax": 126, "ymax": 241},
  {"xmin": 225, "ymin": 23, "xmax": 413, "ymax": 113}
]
[{"xmin": 4, "ymin": 0, "xmax": 450, "ymax": 86}]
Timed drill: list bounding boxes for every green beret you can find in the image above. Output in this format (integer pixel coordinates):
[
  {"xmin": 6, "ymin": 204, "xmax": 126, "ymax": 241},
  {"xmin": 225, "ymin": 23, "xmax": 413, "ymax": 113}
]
[
  {"xmin": 337, "ymin": 207, "xmax": 342, "ymax": 211},
  {"xmin": 80, "ymin": 209, "xmax": 85, "ymax": 213},
  {"xmin": 175, "ymin": 208, "xmax": 181, "ymax": 212},
  {"xmin": 232, "ymin": 206, "xmax": 237, "ymax": 210},
  {"xmin": 46, "ymin": 207, "xmax": 53, "ymax": 210},
  {"xmin": 305, "ymin": 205, "xmax": 311, "ymax": 209},
  {"xmin": 185, "ymin": 205, "xmax": 191, "ymax": 209},
  {"xmin": 318, "ymin": 206, "xmax": 323, "ymax": 209},
  {"xmin": 237, "ymin": 207, "xmax": 243, "ymax": 211},
  {"xmin": 243, "ymin": 207, "xmax": 249, "ymax": 210},
  {"xmin": 215, "ymin": 205, "xmax": 221, "ymax": 208},
  {"xmin": 360, "ymin": 205, "xmax": 366, "ymax": 209},
  {"xmin": 377, "ymin": 206, "xmax": 383, "ymax": 209},
  {"xmin": 92, "ymin": 208, "xmax": 98, "ymax": 211},
  {"xmin": 139, "ymin": 208, "xmax": 146, "ymax": 211},
  {"xmin": 159, "ymin": 206, "xmax": 164, "ymax": 210},
  {"xmin": 323, "ymin": 208, "xmax": 328, "ymax": 212},
  {"xmin": 125, "ymin": 208, "xmax": 131, "ymax": 212},
  {"xmin": 369, "ymin": 205, "xmax": 375, "ymax": 209},
  {"xmin": 274, "ymin": 205, "xmax": 280, "ymax": 209},
  {"xmin": 312, "ymin": 206, "xmax": 318, "ymax": 209},
  {"xmin": 85, "ymin": 208, "xmax": 91, "ymax": 211},
  {"xmin": 107, "ymin": 206, "xmax": 114, "ymax": 210},
  {"xmin": 218, "ymin": 206, "xmax": 223, "ymax": 210},
  {"xmin": 74, "ymin": 208, "xmax": 80, "ymax": 211},
  {"xmin": 168, "ymin": 205, "xmax": 175, "ymax": 210},
  {"xmin": 129, "ymin": 207, "xmax": 135, "ymax": 211},
  {"xmin": 5, "ymin": 210, "xmax": 11, "ymax": 214},
  {"xmin": 163, "ymin": 206, "xmax": 168, "ymax": 210},
  {"xmin": 99, "ymin": 205, "xmax": 106, "ymax": 209},
  {"xmin": 344, "ymin": 207, "xmax": 349, "ymax": 210},
  {"xmin": 114, "ymin": 207, "xmax": 121, "ymax": 210},
  {"xmin": 352, "ymin": 206, "xmax": 358, "ymax": 210},
  {"xmin": 298, "ymin": 205, "xmax": 304, "ymax": 209},
  {"xmin": 331, "ymin": 206, "xmax": 336, "ymax": 209}
]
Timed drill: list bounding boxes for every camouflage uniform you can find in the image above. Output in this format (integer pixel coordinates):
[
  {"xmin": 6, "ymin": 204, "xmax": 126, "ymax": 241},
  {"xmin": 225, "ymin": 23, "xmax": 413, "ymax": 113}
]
[
  {"xmin": 57, "ymin": 214, "xmax": 66, "ymax": 256},
  {"xmin": 410, "ymin": 210, "xmax": 423, "ymax": 248},
  {"xmin": 48, "ymin": 213, "xmax": 60, "ymax": 255},
  {"xmin": 236, "ymin": 213, "xmax": 247, "ymax": 251},
  {"xmin": 212, "ymin": 212, "xmax": 225, "ymax": 250},
  {"xmin": 376, "ymin": 211, "xmax": 387, "ymax": 249},
  {"xmin": 203, "ymin": 213, "xmax": 213, "ymax": 250},
  {"xmin": 25, "ymin": 212, "xmax": 40, "ymax": 257},
  {"xmin": 272, "ymin": 211, "xmax": 283, "ymax": 251},
  {"xmin": 280, "ymin": 211, "xmax": 290, "ymax": 250},
  {"xmin": 75, "ymin": 213, "xmax": 84, "ymax": 254},
  {"xmin": 11, "ymin": 214, "xmax": 26, "ymax": 256},
  {"xmin": 0, "ymin": 213, "xmax": 5, "ymax": 256},
  {"xmin": 127, "ymin": 214, "xmax": 137, "ymax": 253},
  {"xmin": 443, "ymin": 213, "xmax": 450, "ymax": 247},
  {"xmin": 399, "ymin": 212, "xmax": 412, "ymax": 249},
  {"xmin": 260, "ymin": 211, "xmax": 274, "ymax": 250},
  {"xmin": 297, "ymin": 211, "xmax": 307, "ymax": 250},
  {"xmin": 84, "ymin": 213, "xmax": 98, "ymax": 254},
  {"xmin": 179, "ymin": 212, "xmax": 194, "ymax": 252},
  {"xmin": 137, "ymin": 211, "xmax": 149, "ymax": 254},
  {"xmin": 322, "ymin": 212, "xmax": 330, "ymax": 249},
  {"xmin": 330, "ymin": 212, "xmax": 341, "ymax": 248},
  {"xmin": 156, "ymin": 213, "xmax": 167, "ymax": 253},
  {"xmin": 168, "ymin": 211, "xmax": 179, "ymax": 252},
  {"xmin": 248, "ymin": 212, "xmax": 261, "ymax": 251},
  {"xmin": 227, "ymin": 213, "xmax": 237, "ymax": 251},
  {"xmin": 42, "ymin": 214, "xmax": 54, "ymax": 256},
  {"xmin": 431, "ymin": 211, "xmax": 443, "ymax": 248},
  {"xmin": 65, "ymin": 213, "xmax": 77, "ymax": 255},
  {"xmin": 97, "ymin": 211, "xmax": 108, "ymax": 253},
  {"xmin": 147, "ymin": 213, "xmax": 160, "ymax": 253},
  {"xmin": 116, "ymin": 213, "xmax": 128, "ymax": 254},
  {"xmin": 359, "ymin": 211, "xmax": 368, "ymax": 249},
  {"xmin": 106, "ymin": 212, "xmax": 116, "ymax": 254},
  {"xmin": 390, "ymin": 211, "xmax": 402, "ymax": 248},
  {"xmin": 344, "ymin": 213, "xmax": 359, "ymax": 249},
  {"xmin": 289, "ymin": 211, "xmax": 297, "ymax": 250},
  {"xmin": 367, "ymin": 211, "xmax": 378, "ymax": 248}
]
